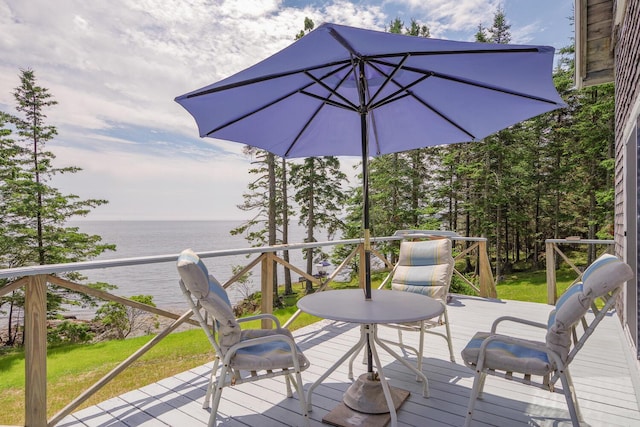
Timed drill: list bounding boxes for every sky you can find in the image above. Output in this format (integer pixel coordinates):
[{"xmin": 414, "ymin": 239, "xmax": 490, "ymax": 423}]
[{"xmin": 0, "ymin": 0, "xmax": 575, "ymax": 221}]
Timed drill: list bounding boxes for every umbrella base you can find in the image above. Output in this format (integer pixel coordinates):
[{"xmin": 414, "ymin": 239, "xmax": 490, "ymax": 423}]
[{"xmin": 322, "ymin": 373, "xmax": 410, "ymax": 427}]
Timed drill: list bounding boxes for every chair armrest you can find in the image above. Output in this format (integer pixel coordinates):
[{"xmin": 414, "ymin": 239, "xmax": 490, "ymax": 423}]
[
  {"xmin": 490, "ymin": 316, "xmax": 547, "ymax": 334},
  {"xmin": 237, "ymin": 313, "xmax": 282, "ymax": 328}
]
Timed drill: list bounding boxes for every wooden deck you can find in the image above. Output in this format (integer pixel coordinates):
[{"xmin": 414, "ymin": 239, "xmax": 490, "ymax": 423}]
[{"xmin": 58, "ymin": 295, "xmax": 640, "ymax": 427}]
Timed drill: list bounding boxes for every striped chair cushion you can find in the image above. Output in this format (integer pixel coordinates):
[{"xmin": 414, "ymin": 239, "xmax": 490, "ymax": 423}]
[
  {"xmin": 232, "ymin": 328, "xmax": 309, "ymax": 371},
  {"xmin": 177, "ymin": 248, "xmax": 232, "ymax": 306},
  {"xmin": 392, "ymin": 264, "xmax": 451, "ymax": 299},
  {"xmin": 461, "ymin": 332, "xmax": 551, "ymax": 376},
  {"xmin": 547, "ymin": 282, "xmax": 584, "ymax": 329},
  {"xmin": 582, "ymin": 253, "xmax": 634, "ymax": 298},
  {"xmin": 397, "ymin": 239, "xmax": 453, "ymax": 266},
  {"xmin": 392, "ymin": 239, "xmax": 454, "ymax": 301},
  {"xmin": 177, "ymin": 249, "xmax": 241, "ymax": 355},
  {"xmin": 546, "ymin": 254, "xmax": 633, "ymax": 361}
]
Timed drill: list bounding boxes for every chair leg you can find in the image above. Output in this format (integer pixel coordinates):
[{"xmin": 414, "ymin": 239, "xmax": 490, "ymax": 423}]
[
  {"xmin": 416, "ymin": 321, "xmax": 425, "ymax": 381},
  {"xmin": 559, "ymin": 367, "xmax": 583, "ymax": 426},
  {"xmin": 292, "ymin": 369, "xmax": 310, "ymax": 427},
  {"xmin": 476, "ymin": 371, "xmax": 487, "ymax": 400},
  {"xmin": 203, "ymin": 356, "xmax": 220, "ymax": 409},
  {"xmin": 464, "ymin": 369, "xmax": 486, "ymax": 427},
  {"xmin": 285, "ymin": 372, "xmax": 293, "ymax": 398},
  {"xmin": 443, "ymin": 308, "xmax": 456, "ymax": 363},
  {"xmin": 208, "ymin": 363, "xmax": 229, "ymax": 427}
]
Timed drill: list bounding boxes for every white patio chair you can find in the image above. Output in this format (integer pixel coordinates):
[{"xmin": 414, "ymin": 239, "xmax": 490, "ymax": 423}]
[
  {"xmin": 176, "ymin": 248, "xmax": 310, "ymax": 427},
  {"xmin": 461, "ymin": 253, "xmax": 634, "ymax": 427},
  {"xmin": 353, "ymin": 238, "xmax": 455, "ymax": 378}
]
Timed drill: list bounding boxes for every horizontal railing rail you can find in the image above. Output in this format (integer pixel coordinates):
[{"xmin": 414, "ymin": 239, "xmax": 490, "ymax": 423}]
[{"xmin": 0, "ymin": 232, "xmax": 495, "ymax": 427}]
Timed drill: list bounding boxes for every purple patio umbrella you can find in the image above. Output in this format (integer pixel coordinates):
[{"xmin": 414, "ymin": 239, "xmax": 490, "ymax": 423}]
[{"xmin": 175, "ymin": 21, "xmax": 565, "ymax": 379}]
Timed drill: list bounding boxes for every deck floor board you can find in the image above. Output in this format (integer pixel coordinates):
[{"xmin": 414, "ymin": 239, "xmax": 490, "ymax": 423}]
[{"xmin": 58, "ymin": 295, "xmax": 640, "ymax": 427}]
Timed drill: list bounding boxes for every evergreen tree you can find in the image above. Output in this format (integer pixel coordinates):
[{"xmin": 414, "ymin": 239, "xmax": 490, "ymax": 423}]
[
  {"xmin": 230, "ymin": 147, "xmax": 290, "ymax": 299},
  {"xmin": 488, "ymin": 7, "xmax": 511, "ymax": 44},
  {"xmin": 0, "ymin": 111, "xmax": 25, "ymax": 269},
  {"xmin": 290, "ymin": 157, "xmax": 347, "ymax": 292},
  {"xmin": 0, "ymin": 69, "xmax": 115, "ymax": 345}
]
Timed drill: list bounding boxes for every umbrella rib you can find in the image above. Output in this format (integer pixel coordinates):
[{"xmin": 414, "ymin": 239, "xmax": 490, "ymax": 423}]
[
  {"xmin": 284, "ymin": 64, "xmax": 358, "ymax": 156},
  {"xmin": 328, "ymin": 27, "xmax": 360, "ymax": 56},
  {"xmin": 367, "ymin": 54, "xmax": 410, "ymax": 107},
  {"xmin": 412, "ymin": 96, "xmax": 477, "ymax": 140},
  {"xmin": 205, "ymin": 62, "xmax": 358, "ymax": 136},
  {"xmin": 367, "ymin": 57, "xmax": 478, "ymax": 139},
  {"xmin": 303, "ymin": 70, "xmax": 359, "ymax": 111},
  {"xmin": 205, "ymin": 81, "xmax": 318, "ymax": 136},
  {"xmin": 181, "ymin": 60, "xmax": 353, "ymax": 99},
  {"xmin": 431, "ymin": 70, "xmax": 561, "ymax": 105},
  {"xmin": 368, "ymin": 73, "xmax": 432, "ymax": 110},
  {"xmin": 366, "ymin": 46, "xmax": 540, "ymax": 60},
  {"xmin": 283, "ymin": 108, "xmax": 319, "ymax": 158},
  {"xmin": 299, "ymin": 91, "xmax": 355, "ymax": 111},
  {"xmin": 369, "ymin": 57, "xmax": 562, "ymax": 106},
  {"xmin": 371, "ymin": 92, "xmax": 412, "ymax": 110},
  {"xmin": 179, "ymin": 47, "xmax": 549, "ymax": 101}
]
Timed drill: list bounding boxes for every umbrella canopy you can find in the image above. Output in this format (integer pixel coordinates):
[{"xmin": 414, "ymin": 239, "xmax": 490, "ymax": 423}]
[
  {"xmin": 175, "ymin": 22, "xmax": 565, "ymax": 299},
  {"xmin": 176, "ymin": 22, "xmax": 564, "ymax": 158}
]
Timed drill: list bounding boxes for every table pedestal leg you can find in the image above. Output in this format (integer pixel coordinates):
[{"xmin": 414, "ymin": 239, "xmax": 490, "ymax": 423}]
[
  {"xmin": 342, "ymin": 324, "xmax": 412, "ymax": 427},
  {"xmin": 373, "ymin": 325, "xmax": 430, "ymax": 397},
  {"xmin": 306, "ymin": 325, "xmax": 367, "ymax": 411},
  {"xmin": 309, "ymin": 323, "xmax": 428, "ymax": 427}
]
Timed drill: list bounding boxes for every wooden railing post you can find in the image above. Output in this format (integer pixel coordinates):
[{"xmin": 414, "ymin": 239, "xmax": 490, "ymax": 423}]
[
  {"xmin": 261, "ymin": 253, "xmax": 274, "ymax": 329},
  {"xmin": 358, "ymin": 243, "xmax": 366, "ymax": 290},
  {"xmin": 477, "ymin": 240, "xmax": 497, "ymax": 298},
  {"xmin": 25, "ymin": 274, "xmax": 48, "ymax": 427},
  {"xmin": 546, "ymin": 241, "xmax": 557, "ymax": 305}
]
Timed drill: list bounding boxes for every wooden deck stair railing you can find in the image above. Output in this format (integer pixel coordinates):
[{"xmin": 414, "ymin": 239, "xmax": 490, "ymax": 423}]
[{"xmin": 0, "ymin": 234, "xmax": 497, "ymax": 427}]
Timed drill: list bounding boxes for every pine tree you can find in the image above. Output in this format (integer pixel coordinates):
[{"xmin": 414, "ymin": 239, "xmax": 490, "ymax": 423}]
[
  {"xmin": 290, "ymin": 157, "xmax": 347, "ymax": 292},
  {"xmin": 1, "ymin": 69, "xmax": 115, "ymax": 344},
  {"xmin": 10, "ymin": 69, "xmax": 113, "ymax": 269}
]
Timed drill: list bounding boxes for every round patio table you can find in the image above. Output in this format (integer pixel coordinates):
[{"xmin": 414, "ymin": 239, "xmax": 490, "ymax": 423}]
[{"xmin": 298, "ymin": 289, "xmax": 444, "ymax": 427}]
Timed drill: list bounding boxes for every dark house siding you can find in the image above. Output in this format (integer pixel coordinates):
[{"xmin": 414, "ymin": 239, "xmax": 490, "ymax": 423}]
[
  {"xmin": 615, "ymin": 0, "xmax": 640, "ymax": 133},
  {"xmin": 614, "ymin": 0, "xmax": 640, "ymax": 355}
]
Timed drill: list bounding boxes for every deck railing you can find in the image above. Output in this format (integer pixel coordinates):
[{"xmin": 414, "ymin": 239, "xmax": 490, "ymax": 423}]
[
  {"xmin": 0, "ymin": 232, "xmax": 491, "ymax": 427},
  {"xmin": 544, "ymin": 238, "xmax": 615, "ymax": 304}
]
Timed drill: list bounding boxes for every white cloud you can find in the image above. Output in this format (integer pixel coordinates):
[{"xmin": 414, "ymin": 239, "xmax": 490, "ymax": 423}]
[
  {"xmin": 386, "ymin": 0, "xmax": 500, "ymax": 37},
  {"xmin": 51, "ymin": 144, "xmax": 252, "ymax": 220},
  {"xmin": 0, "ymin": 0, "xmax": 573, "ymax": 220}
]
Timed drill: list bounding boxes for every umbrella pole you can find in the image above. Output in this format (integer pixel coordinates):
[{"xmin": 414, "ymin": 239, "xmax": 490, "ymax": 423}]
[
  {"xmin": 359, "ymin": 87, "xmax": 374, "ymax": 376},
  {"xmin": 362, "ymin": 138, "xmax": 374, "ymax": 375}
]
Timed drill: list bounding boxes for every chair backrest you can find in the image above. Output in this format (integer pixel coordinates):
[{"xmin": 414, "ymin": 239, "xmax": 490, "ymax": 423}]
[
  {"xmin": 391, "ymin": 239, "xmax": 454, "ymax": 301},
  {"xmin": 546, "ymin": 253, "xmax": 634, "ymax": 364},
  {"xmin": 177, "ymin": 248, "xmax": 241, "ymax": 355}
]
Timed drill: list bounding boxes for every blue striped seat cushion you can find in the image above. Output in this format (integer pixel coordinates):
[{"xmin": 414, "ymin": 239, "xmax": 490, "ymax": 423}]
[
  {"xmin": 232, "ymin": 328, "xmax": 309, "ymax": 371},
  {"xmin": 461, "ymin": 332, "xmax": 551, "ymax": 376}
]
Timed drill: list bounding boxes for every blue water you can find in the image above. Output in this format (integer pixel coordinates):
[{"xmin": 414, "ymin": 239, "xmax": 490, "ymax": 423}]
[{"xmin": 68, "ymin": 220, "xmax": 317, "ymax": 317}]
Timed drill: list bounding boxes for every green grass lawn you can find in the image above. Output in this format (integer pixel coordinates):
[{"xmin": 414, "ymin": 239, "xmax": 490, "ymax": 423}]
[
  {"xmin": 496, "ymin": 267, "xmax": 578, "ymax": 303},
  {"xmin": 0, "ymin": 269, "xmax": 579, "ymax": 425}
]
